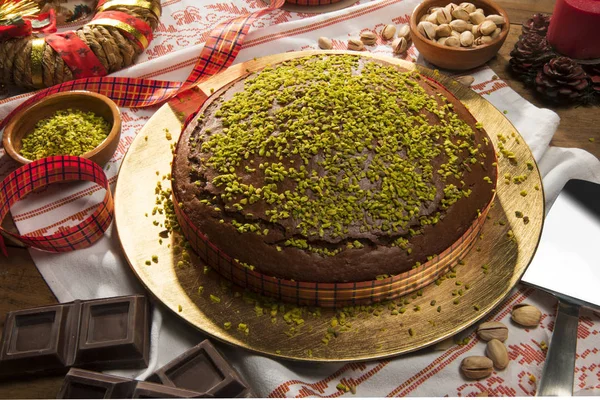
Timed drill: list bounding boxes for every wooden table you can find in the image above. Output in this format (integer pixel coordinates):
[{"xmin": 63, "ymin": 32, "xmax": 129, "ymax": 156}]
[{"xmin": 0, "ymin": 0, "xmax": 598, "ymax": 397}]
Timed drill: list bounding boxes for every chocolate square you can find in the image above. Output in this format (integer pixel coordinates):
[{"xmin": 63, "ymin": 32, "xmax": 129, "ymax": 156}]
[
  {"xmin": 0, "ymin": 302, "xmax": 80, "ymax": 378},
  {"xmin": 133, "ymin": 381, "xmax": 210, "ymax": 398},
  {"xmin": 74, "ymin": 295, "xmax": 149, "ymax": 369},
  {"xmin": 147, "ymin": 340, "xmax": 252, "ymax": 397},
  {"xmin": 57, "ymin": 368, "xmax": 136, "ymax": 399}
]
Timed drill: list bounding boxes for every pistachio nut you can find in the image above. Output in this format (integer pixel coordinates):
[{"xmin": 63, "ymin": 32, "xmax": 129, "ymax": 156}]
[
  {"xmin": 382, "ymin": 24, "xmax": 396, "ymax": 40},
  {"xmin": 444, "ymin": 2, "xmax": 458, "ymax": 14},
  {"xmin": 475, "ymin": 35, "xmax": 492, "ymax": 45},
  {"xmin": 347, "ymin": 38, "xmax": 365, "ymax": 51},
  {"xmin": 419, "ymin": 14, "xmax": 428, "ymax": 23},
  {"xmin": 449, "ymin": 19, "xmax": 469, "ymax": 32},
  {"xmin": 490, "ymin": 27, "xmax": 501, "ymax": 39},
  {"xmin": 436, "ymin": 24, "xmax": 452, "ymax": 37},
  {"xmin": 469, "ymin": 11, "xmax": 485, "ymax": 24},
  {"xmin": 318, "ymin": 36, "xmax": 333, "ymax": 50},
  {"xmin": 461, "ymin": 356, "xmax": 494, "ymax": 379},
  {"xmin": 445, "ymin": 36, "xmax": 460, "ymax": 47},
  {"xmin": 360, "ymin": 31, "xmax": 377, "ymax": 45},
  {"xmin": 426, "ymin": 12, "xmax": 440, "ymax": 24},
  {"xmin": 486, "ymin": 14, "xmax": 506, "ymax": 25},
  {"xmin": 437, "ymin": 8, "xmax": 452, "ymax": 24},
  {"xmin": 486, "ymin": 339, "xmax": 509, "ymax": 370},
  {"xmin": 450, "ymin": 30, "xmax": 460, "ymax": 39},
  {"xmin": 472, "ymin": 24, "xmax": 482, "ymax": 37},
  {"xmin": 418, "ymin": 21, "xmax": 437, "ymax": 40},
  {"xmin": 456, "ymin": 75, "xmax": 475, "ymax": 86},
  {"xmin": 477, "ymin": 321, "xmax": 509, "ymax": 342},
  {"xmin": 437, "ymin": 37, "xmax": 448, "ymax": 46},
  {"xmin": 475, "ymin": 7, "xmax": 484, "ymax": 14},
  {"xmin": 511, "ymin": 304, "xmax": 542, "ymax": 327},
  {"xmin": 459, "ymin": 2, "xmax": 477, "ymax": 13},
  {"xmin": 428, "ymin": 6, "xmax": 442, "ymax": 13},
  {"xmin": 459, "ymin": 30, "xmax": 474, "ymax": 47},
  {"xmin": 479, "ymin": 20, "xmax": 497, "ymax": 35},
  {"xmin": 392, "ymin": 37, "xmax": 408, "ymax": 54},
  {"xmin": 452, "ymin": 7, "xmax": 470, "ymax": 21},
  {"xmin": 397, "ymin": 24, "xmax": 411, "ymax": 40}
]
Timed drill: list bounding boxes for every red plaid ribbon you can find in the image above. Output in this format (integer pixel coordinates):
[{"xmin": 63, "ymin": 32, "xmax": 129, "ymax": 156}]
[
  {"xmin": 0, "ymin": 156, "xmax": 113, "ymax": 256},
  {"xmin": 0, "ymin": 0, "xmax": 285, "ymax": 255}
]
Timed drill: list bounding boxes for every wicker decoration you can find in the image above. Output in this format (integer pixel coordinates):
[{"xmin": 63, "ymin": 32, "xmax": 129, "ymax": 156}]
[{"xmin": 0, "ymin": 0, "xmax": 161, "ymax": 90}]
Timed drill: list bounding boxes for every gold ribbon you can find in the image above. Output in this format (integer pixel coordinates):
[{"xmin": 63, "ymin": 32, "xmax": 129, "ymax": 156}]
[
  {"xmin": 87, "ymin": 18, "xmax": 149, "ymax": 50},
  {"xmin": 31, "ymin": 38, "xmax": 45, "ymax": 89},
  {"xmin": 96, "ymin": 0, "xmax": 161, "ymax": 18}
]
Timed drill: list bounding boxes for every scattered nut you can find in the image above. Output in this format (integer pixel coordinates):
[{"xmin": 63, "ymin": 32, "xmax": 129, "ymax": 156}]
[
  {"xmin": 461, "ymin": 356, "xmax": 494, "ymax": 379},
  {"xmin": 392, "ymin": 36, "xmax": 409, "ymax": 54},
  {"xmin": 486, "ymin": 339, "xmax": 509, "ymax": 370},
  {"xmin": 382, "ymin": 24, "xmax": 396, "ymax": 40},
  {"xmin": 360, "ymin": 31, "xmax": 377, "ymax": 45},
  {"xmin": 460, "ymin": 30, "xmax": 474, "ymax": 46},
  {"xmin": 477, "ymin": 321, "xmax": 508, "ymax": 342},
  {"xmin": 512, "ymin": 304, "xmax": 542, "ymax": 327},
  {"xmin": 348, "ymin": 38, "xmax": 365, "ymax": 51},
  {"xmin": 436, "ymin": 23, "xmax": 452, "ymax": 37},
  {"xmin": 318, "ymin": 36, "xmax": 333, "ymax": 50},
  {"xmin": 456, "ymin": 75, "xmax": 475, "ymax": 86},
  {"xmin": 397, "ymin": 24, "xmax": 411, "ymax": 40}
]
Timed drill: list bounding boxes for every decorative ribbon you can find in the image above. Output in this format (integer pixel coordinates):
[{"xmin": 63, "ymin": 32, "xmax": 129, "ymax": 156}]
[
  {"xmin": 30, "ymin": 37, "xmax": 45, "ymax": 88},
  {"xmin": 285, "ymin": 0, "xmax": 345, "ymax": 5},
  {"xmin": 0, "ymin": 156, "xmax": 113, "ymax": 256},
  {"xmin": 96, "ymin": 0, "xmax": 161, "ymax": 19},
  {"xmin": 46, "ymin": 32, "xmax": 108, "ymax": 79},
  {"xmin": 88, "ymin": 11, "xmax": 153, "ymax": 50},
  {"xmin": 0, "ymin": 19, "xmax": 32, "ymax": 39}
]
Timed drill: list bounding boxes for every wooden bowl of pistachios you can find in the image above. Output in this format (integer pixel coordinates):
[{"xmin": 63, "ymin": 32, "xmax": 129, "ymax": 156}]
[{"xmin": 409, "ymin": 0, "xmax": 509, "ymax": 71}]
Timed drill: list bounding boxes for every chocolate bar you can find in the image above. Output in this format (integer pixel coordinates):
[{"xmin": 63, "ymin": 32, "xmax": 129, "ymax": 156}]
[
  {"xmin": 147, "ymin": 340, "xmax": 253, "ymax": 397},
  {"xmin": 132, "ymin": 382, "xmax": 211, "ymax": 398},
  {"xmin": 0, "ymin": 295, "xmax": 149, "ymax": 379},
  {"xmin": 57, "ymin": 368, "xmax": 137, "ymax": 399}
]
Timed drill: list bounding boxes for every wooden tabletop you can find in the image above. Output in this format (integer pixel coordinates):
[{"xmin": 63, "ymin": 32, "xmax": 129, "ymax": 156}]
[{"xmin": 0, "ymin": 0, "xmax": 598, "ymax": 397}]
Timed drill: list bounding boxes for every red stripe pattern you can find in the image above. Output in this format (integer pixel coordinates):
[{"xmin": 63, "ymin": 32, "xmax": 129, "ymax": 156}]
[
  {"xmin": 0, "ymin": 156, "xmax": 113, "ymax": 256},
  {"xmin": 46, "ymin": 32, "xmax": 108, "ymax": 79}
]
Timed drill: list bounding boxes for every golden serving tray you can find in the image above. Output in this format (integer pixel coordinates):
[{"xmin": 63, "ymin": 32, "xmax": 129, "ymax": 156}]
[{"xmin": 114, "ymin": 50, "xmax": 544, "ymax": 362}]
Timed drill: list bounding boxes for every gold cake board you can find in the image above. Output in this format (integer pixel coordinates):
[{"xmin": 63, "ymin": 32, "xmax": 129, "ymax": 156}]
[{"xmin": 114, "ymin": 50, "xmax": 544, "ymax": 362}]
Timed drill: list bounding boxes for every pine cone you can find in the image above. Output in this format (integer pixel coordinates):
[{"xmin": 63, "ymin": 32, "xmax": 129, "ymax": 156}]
[
  {"xmin": 535, "ymin": 57, "xmax": 589, "ymax": 102},
  {"xmin": 522, "ymin": 13, "xmax": 551, "ymax": 36},
  {"xmin": 509, "ymin": 33, "xmax": 554, "ymax": 82},
  {"xmin": 584, "ymin": 64, "xmax": 600, "ymax": 93}
]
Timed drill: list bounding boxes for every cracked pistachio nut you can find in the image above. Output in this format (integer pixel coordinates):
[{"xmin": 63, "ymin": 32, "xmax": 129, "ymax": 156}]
[
  {"xmin": 348, "ymin": 37, "xmax": 365, "ymax": 51},
  {"xmin": 479, "ymin": 20, "xmax": 497, "ymax": 35},
  {"xmin": 461, "ymin": 356, "xmax": 493, "ymax": 379},
  {"xmin": 426, "ymin": 12, "xmax": 440, "ymax": 24},
  {"xmin": 452, "ymin": 7, "xmax": 470, "ymax": 21},
  {"xmin": 360, "ymin": 31, "xmax": 377, "ymax": 45},
  {"xmin": 459, "ymin": 2, "xmax": 477, "ymax": 13},
  {"xmin": 445, "ymin": 36, "xmax": 460, "ymax": 47},
  {"xmin": 469, "ymin": 11, "xmax": 486, "ymax": 24},
  {"xmin": 382, "ymin": 24, "xmax": 396, "ymax": 40},
  {"xmin": 418, "ymin": 21, "xmax": 437, "ymax": 40},
  {"xmin": 472, "ymin": 24, "xmax": 482, "ymax": 37},
  {"xmin": 486, "ymin": 14, "xmax": 506, "ymax": 25},
  {"xmin": 450, "ymin": 19, "xmax": 470, "ymax": 32},
  {"xmin": 477, "ymin": 321, "xmax": 508, "ymax": 342},
  {"xmin": 445, "ymin": 2, "xmax": 458, "ymax": 14},
  {"xmin": 392, "ymin": 36, "xmax": 408, "ymax": 54},
  {"xmin": 512, "ymin": 304, "xmax": 542, "ymax": 327},
  {"xmin": 436, "ymin": 24, "xmax": 452, "ymax": 37},
  {"xmin": 486, "ymin": 339, "xmax": 509, "ymax": 370},
  {"xmin": 460, "ymin": 30, "xmax": 474, "ymax": 46},
  {"xmin": 318, "ymin": 36, "xmax": 333, "ymax": 50},
  {"xmin": 397, "ymin": 24, "xmax": 411, "ymax": 40},
  {"xmin": 475, "ymin": 35, "xmax": 493, "ymax": 45},
  {"xmin": 437, "ymin": 8, "xmax": 452, "ymax": 24}
]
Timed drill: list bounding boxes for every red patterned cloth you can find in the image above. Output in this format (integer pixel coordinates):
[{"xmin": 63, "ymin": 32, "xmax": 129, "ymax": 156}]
[{"xmin": 46, "ymin": 31, "xmax": 107, "ymax": 78}]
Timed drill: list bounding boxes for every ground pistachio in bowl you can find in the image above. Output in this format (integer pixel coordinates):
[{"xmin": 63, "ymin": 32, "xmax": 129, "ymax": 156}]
[{"xmin": 20, "ymin": 108, "xmax": 110, "ymax": 161}]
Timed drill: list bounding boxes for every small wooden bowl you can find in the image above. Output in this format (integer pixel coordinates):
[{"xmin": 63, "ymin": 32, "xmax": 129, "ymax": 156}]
[
  {"xmin": 2, "ymin": 91, "xmax": 121, "ymax": 166},
  {"xmin": 410, "ymin": 0, "xmax": 510, "ymax": 71}
]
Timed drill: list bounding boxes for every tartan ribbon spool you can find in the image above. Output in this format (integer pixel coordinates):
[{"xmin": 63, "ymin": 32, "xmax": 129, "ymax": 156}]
[
  {"xmin": 172, "ymin": 189, "xmax": 493, "ymax": 307},
  {"xmin": 0, "ymin": 156, "xmax": 113, "ymax": 257}
]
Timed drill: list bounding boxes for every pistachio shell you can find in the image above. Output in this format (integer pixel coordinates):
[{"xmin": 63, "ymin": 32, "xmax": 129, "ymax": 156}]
[
  {"xmin": 511, "ymin": 304, "xmax": 542, "ymax": 327},
  {"xmin": 469, "ymin": 11, "xmax": 485, "ymax": 24},
  {"xmin": 452, "ymin": 7, "xmax": 470, "ymax": 21},
  {"xmin": 397, "ymin": 24, "xmax": 411, "ymax": 40},
  {"xmin": 437, "ymin": 37, "xmax": 448, "ymax": 46},
  {"xmin": 392, "ymin": 37, "xmax": 408, "ymax": 54},
  {"xmin": 449, "ymin": 19, "xmax": 469, "ymax": 32},
  {"xmin": 444, "ymin": 2, "xmax": 458, "ymax": 14},
  {"xmin": 459, "ymin": 30, "xmax": 474, "ymax": 46},
  {"xmin": 472, "ymin": 24, "xmax": 482, "ymax": 38},
  {"xmin": 418, "ymin": 21, "xmax": 437, "ymax": 40},
  {"xmin": 426, "ymin": 12, "xmax": 439, "ymax": 24},
  {"xmin": 318, "ymin": 37, "xmax": 333, "ymax": 50},
  {"xmin": 347, "ymin": 38, "xmax": 365, "ymax": 51},
  {"xmin": 475, "ymin": 7, "xmax": 484, "ymax": 14},
  {"xmin": 474, "ymin": 35, "xmax": 492, "ymax": 45},
  {"xmin": 459, "ymin": 2, "xmax": 476, "ymax": 13},
  {"xmin": 490, "ymin": 27, "xmax": 501, "ymax": 39},
  {"xmin": 479, "ymin": 20, "xmax": 497, "ymax": 35},
  {"xmin": 437, "ymin": 8, "xmax": 452, "ymax": 24},
  {"xmin": 461, "ymin": 356, "xmax": 493, "ymax": 379},
  {"xmin": 436, "ymin": 24, "xmax": 452, "ymax": 37},
  {"xmin": 486, "ymin": 14, "xmax": 506, "ymax": 25},
  {"xmin": 360, "ymin": 31, "xmax": 377, "ymax": 45},
  {"xmin": 455, "ymin": 75, "xmax": 475, "ymax": 86},
  {"xmin": 477, "ymin": 321, "xmax": 509, "ymax": 342},
  {"xmin": 428, "ymin": 6, "xmax": 443, "ymax": 13},
  {"xmin": 382, "ymin": 24, "xmax": 396, "ymax": 40},
  {"xmin": 450, "ymin": 30, "xmax": 461, "ymax": 39},
  {"xmin": 445, "ymin": 36, "xmax": 460, "ymax": 47},
  {"xmin": 419, "ymin": 14, "xmax": 428, "ymax": 23},
  {"xmin": 486, "ymin": 339, "xmax": 509, "ymax": 370}
]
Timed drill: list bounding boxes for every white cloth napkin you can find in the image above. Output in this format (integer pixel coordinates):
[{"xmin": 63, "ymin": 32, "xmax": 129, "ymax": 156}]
[{"xmin": 1, "ymin": 0, "xmax": 600, "ymax": 396}]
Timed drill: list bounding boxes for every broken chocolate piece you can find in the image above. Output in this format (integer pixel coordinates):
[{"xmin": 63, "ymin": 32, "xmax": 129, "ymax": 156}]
[
  {"xmin": 133, "ymin": 381, "xmax": 211, "ymax": 398},
  {"xmin": 57, "ymin": 368, "xmax": 136, "ymax": 399}
]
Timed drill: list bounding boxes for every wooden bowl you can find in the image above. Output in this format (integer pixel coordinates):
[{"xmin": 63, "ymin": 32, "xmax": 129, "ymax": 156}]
[
  {"xmin": 2, "ymin": 91, "xmax": 121, "ymax": 166},
  {"xmin": 409, "ymin": 0, "xmax": 510, "ymax": 71}
]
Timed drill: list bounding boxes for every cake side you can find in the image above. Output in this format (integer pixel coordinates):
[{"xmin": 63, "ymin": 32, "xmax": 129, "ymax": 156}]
[{"xmin": 173, "ymin": 55, "xmax": 497, "ymax": 282}]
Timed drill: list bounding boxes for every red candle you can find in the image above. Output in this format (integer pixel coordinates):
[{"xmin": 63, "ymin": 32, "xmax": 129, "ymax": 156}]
[{"xmin": 547, "ymin": 0, "xmax": 600, "ymax": 59}]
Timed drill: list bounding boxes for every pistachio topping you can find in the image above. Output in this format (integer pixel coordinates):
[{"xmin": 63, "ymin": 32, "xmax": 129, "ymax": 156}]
[{"xmin": 187, "ymin": 55, "xmax": 490, "ymax": 256}]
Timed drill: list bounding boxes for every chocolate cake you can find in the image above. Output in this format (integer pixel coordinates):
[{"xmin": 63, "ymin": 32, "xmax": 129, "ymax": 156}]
[{"xmin": 173, "ymin": 54, "xmax": 497, "ymax": 283}]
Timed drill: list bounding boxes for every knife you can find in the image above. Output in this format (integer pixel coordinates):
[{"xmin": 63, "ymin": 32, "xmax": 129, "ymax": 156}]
[{"xmin": 521, "ymin": 179, "xmax": 600, "ymax": 396}]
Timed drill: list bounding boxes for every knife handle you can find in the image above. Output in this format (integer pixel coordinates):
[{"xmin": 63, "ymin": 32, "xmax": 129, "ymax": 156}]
[{"xmin": 537, "ymin": 300, "xmax": 580, "ymax": 396}]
